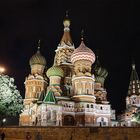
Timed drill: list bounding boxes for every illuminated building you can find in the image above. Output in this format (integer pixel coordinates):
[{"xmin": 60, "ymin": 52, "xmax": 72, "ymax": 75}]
[
  {"xmin": 19, "ymin": 14, "xmax": 115, "ymax": 126},
  {"xmin": 119, "ymin": 62, "xmax": 140, "ymax": 126}
]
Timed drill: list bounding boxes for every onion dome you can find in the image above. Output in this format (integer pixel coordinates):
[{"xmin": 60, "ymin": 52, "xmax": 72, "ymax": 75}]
[
  {"xmin": 71, "ymin": 31, "xmax": 95, "ymax": 64},
  {"xmin": 46, "ymin": 65, "xmax": 64, "ymax": 78},
  {"xmin": 94, "ymin": 56, "xmax": 108, "ymax": 79},
  {"xmin": 95, "ymin": 76, "xmax": 106, "ymax": 85},
  {"xmin": 29, "ymin": 40, "xmax": 46, "ymax": 66},
  {"xmin": 95, "ymin": 66, "xmax": 108, "ymax": 79}
]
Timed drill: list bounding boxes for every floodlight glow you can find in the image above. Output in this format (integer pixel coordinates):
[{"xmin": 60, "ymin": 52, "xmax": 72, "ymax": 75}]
[
  {"xmin": 0, "ymin": 67, "xmax": 5, "ymax": 73},
  {"xmin": 2, "ymin": 118, "xmax": 6, "ymax": 123}
]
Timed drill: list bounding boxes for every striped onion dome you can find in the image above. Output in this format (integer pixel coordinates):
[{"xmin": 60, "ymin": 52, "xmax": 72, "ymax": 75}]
[
  {"xmin": 29, "ymin": 42, "xmax": 46, "ymax": 66},
  {"xmin": 71, "ymin": 40, "xmax": 95, "ymax": 64},
  {"xmin": 46, "ymin": 65, "xmax": 64, "ymax": 78}
]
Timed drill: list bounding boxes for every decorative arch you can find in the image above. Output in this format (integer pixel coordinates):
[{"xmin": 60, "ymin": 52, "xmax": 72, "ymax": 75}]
[
  {"xmin": 63, "ymin": 115, "xmax": 75, "ymax": 126},
  {"xmin": 96, "ymin": 117, "xmax": 108, "ymax": 126}
]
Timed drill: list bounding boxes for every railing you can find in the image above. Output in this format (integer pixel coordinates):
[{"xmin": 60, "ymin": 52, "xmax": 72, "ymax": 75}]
[
  {"xmin": 63, "ymin": 107, "xmax": 75, "ymax": 112},
  {"xmin": 62, "ymin": 107, "xmax": 111, "ymax": 114}
]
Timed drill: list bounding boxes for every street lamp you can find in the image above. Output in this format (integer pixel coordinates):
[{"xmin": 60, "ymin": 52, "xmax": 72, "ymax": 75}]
[
  {"xmin": 2, "ymin": 118, "xmax": 6, "ymax": 123},
  {"xmin": 1, "ymin": 118, "xmax": 6, "ymax": 127},
  {"xmin": 0, "ymin": 118, "xmax": 6, "ymax": 140}
]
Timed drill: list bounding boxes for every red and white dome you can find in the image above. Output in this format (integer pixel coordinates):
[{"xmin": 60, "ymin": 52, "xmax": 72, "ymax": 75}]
[{"xmin": 71, "ymin": 41, "xmax": 95, "ymax": 64}]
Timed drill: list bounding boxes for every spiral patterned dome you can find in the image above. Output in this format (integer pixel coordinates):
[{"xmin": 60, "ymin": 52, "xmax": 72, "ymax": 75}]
[
  {"xmin": 46, "ymin": 65, "xmax": 64, "ymax": 78},
  {"xmin": 95, "ymin": 76, "xmax": 105, "ymax": 84},
  {"xmin": 29, "ymin": 50, "xmax": 46, "ymax": 66},
  {"xmin": 95, "ymin": 66, "xmax": 108, "ymax": 78},
  {"xmin": 94, "ymin": 56, "xmax": 108, "ymax": 78},
  {"xmin": 71, "ymin": 41, "xmax": 95, "ymax": 64}
]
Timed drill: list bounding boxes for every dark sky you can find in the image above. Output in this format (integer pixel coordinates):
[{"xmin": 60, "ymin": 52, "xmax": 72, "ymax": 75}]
[{"xmin": 0, "ymin": 0, "xmax": 139, "ymax": 114}]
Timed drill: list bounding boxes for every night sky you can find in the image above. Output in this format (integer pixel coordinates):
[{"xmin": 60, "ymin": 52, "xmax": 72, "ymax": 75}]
[{"xmin": 0, "ymin": 0, "xmax": 139, "ymax": 114}]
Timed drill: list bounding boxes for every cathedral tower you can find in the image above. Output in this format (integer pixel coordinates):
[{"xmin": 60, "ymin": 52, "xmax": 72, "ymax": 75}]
[
  {"xmin": 54, "ymin": 12, "xmax": 75, "ymax": 96},
  {"xmin": 120, "ymin": 61, "xmax": 140, "ymax": 126},
  {"xmin": 71, "ymin": 31, "xmax": 96, "ymax": 103},
  {"xmin": 54, "ymin": 12, "xmax": 74, "ymax": 66},
  {"xmin": 126, "ymin": 62, "xmax": 140, "ymax": 108},
  {"xmin": 20, "ymin": 41, "xmax": 47, "ymax": 126},
  {"xmin": 24, "ymin": 40, "xmax": 47, "ymax": 103}
]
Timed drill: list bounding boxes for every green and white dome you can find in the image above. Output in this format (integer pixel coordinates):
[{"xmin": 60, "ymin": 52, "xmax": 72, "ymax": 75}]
[
  {"xmin": 95, "ymin": 76, "xmax": 105, "ymax": 84},
  {"xmin": 46, "ymin": 65, "xmax": 64, "ymax": 78},
  {"xmin": 94, "ymin": 56, "xmax": 108, "ymax": 79},
  {"xmin": 95, "ymin": 66, "xmax": 108, "ymax": 78}
]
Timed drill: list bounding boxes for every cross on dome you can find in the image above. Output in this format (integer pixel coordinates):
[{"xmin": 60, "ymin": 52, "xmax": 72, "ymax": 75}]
[
  {"xmin": 37, "ymin": 39, "xmax": 41, "ymax": 51},
  {"xmin": 81, "ymin": 29, "xmax": 84, "ymax": 41}
]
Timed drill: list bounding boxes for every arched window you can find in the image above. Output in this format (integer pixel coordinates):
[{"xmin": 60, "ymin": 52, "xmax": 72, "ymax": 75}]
[{"xmin": 87, "ymin": 89, "xmax": 89, "ymax": 94}]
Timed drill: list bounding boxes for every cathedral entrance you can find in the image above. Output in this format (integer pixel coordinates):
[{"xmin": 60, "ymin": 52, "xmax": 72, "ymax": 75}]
[
  {"xmin": 96, "ymin": 117, "xmax": 108, "ymax": 126},
  {"xmin": 63, "ymin": 115, "xmax": 75, "ymax": 126}
]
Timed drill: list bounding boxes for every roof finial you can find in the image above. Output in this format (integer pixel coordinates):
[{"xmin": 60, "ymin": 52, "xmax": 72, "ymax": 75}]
[
  {"xmin": 131, "ymin": 58, "xmax": 135, "ymax": 70},
  {"xmin": 95, "ymin": 50, "xmax": 100, "ymax": 67},
  {"xmin": 36, "ymin": 39, "xmax": 41, "ymax": 53},
  {"xmin": 66, "ymin": 10, "xmax": 69, "ymax": 18},
  {"xmin": 96, "ymin": 49, "xmax": 99, "ymax": 59},
  {"xmin": 81, "ymin": 29, "xmax": 84, "ymax": 41},
  {"xmin": 63, "ymin": 10, "xmax": 70, "ymax": 28},
  {"xmin": 38, "ymin": 40, "xmax": 41, "ymax": 50},
  {"xmin": 132, "ymin": 62, "xmax": 135, "ymax": 70}
]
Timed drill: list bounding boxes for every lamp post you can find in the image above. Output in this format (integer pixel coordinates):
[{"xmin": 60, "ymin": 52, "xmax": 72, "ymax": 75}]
[
  {"xmin": 0, "ymin": 118, "xmax": 6, "ymax": 140},
  {"xmin": 1, "ymin": 118, "xmax": 6, "ymax": 127}
]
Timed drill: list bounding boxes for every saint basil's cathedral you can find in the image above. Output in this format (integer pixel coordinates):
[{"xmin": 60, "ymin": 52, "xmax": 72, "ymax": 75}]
[{"xmin": 19, "ymin": 14, "xmax": 140, "ymax": 127}]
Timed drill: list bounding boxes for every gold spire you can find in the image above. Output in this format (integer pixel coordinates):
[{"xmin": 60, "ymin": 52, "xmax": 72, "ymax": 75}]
[
  {"xmin": 63, "ymin": 10, "xmax": 70, "ymax": 27},
  {"xmin": 132, "ymin": 63, "xmax": 135, "ymax": 70},
  {"xmin": 60, "ymin": 11, "xmax": 73, "ymax": 46},
  {"xmin": 132, "ymin": 59, "xmax": 135, "ymax": 70}
]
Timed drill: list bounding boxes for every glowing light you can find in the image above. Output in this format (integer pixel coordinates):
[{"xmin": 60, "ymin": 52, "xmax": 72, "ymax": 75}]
[
  {"xmin": 0, "ymin": 67, "xmax": 5, "ymax": 74},
  {"xmin": 2, "ymin": 118, "xmax": 6, "ymax": 123}
]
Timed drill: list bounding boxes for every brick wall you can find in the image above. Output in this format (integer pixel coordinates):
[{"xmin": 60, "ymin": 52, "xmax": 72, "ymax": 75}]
[{"xmin": 1, "ymin": 127, "xmax": 140, "ymax": 140}]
